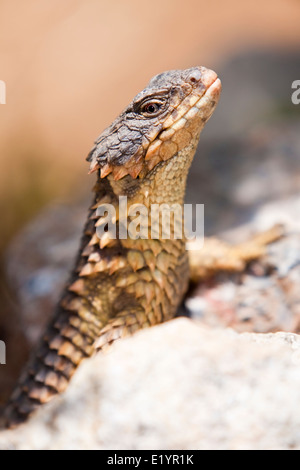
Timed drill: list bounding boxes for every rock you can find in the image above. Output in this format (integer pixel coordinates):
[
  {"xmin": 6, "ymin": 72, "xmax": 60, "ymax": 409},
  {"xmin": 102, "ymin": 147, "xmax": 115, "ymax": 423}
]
[
  {"xmin": 185, "ymin": 201, "xmax": 300, "ymax": 333},
  {"xmin": 1, "ymin": 318, "xmax": 300, "ymax": 450}
]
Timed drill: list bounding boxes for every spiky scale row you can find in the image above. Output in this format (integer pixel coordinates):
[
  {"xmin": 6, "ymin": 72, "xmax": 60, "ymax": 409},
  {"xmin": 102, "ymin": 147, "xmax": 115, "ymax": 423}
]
[{"xmin": 4, "ymin": 193, "xmax": 189, "ymax": 426}]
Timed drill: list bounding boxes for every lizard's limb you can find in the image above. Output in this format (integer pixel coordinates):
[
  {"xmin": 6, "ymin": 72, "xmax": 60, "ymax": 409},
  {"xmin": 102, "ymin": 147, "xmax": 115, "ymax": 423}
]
[{"xmin": 188, "ymin": 224, "xmax": 284, "ymax": 282}]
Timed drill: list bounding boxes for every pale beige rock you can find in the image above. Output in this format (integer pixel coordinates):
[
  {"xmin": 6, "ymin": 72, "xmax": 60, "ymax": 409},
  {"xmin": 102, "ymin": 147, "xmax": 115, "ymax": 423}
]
[{"xmin": 1, "ymin": 318, "xmax": 300, "ymax": 450}]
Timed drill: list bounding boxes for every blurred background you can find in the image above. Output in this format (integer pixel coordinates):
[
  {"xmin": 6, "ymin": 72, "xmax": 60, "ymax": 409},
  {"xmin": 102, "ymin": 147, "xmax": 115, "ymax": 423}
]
[{"xmin": 0, "ymin": 0, "xmax": 299, "ymax": 402}]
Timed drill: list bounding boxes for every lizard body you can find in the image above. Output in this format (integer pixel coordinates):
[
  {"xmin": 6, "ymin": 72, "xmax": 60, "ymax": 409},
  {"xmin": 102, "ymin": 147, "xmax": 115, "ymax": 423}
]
[{"xmin": 4, "ymin": 66, "xmax": 221, "ymax": 427}]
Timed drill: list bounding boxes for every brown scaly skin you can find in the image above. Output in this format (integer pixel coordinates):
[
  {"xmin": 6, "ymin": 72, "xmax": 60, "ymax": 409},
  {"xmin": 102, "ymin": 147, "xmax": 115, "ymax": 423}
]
[{"xmin": 4, "ymin": 66, "xmax": 221, "ymax": 427}]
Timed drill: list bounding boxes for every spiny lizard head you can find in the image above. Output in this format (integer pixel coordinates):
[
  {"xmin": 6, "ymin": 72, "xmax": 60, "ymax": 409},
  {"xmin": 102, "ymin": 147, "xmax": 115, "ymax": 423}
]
[{"xmin": 87, "ymin": 66, "xmax": 221, "ymax": 181}]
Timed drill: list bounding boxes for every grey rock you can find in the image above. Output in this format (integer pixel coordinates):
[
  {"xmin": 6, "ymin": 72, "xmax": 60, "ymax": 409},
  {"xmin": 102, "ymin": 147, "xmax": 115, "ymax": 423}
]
[{"xmin": 1, "ymin": 319, "xmax": 300, "ymax": 450}]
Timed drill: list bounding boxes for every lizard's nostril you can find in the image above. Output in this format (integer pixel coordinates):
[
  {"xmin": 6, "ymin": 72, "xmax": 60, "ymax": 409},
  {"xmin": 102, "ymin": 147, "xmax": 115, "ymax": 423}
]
[{"xmin": 188, "ymin": 69, "xmax": 202, "ymax": 85}]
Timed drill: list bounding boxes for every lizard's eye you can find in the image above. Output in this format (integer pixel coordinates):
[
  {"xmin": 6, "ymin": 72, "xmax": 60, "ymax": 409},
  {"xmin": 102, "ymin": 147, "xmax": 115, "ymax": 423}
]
[
  {"xmin": 139, "ymin": 99, "xmax": 164, "ymax": 117},
  {"xmin": 143, "ymin": 103, "xmax": 159, "ymax": 113}
]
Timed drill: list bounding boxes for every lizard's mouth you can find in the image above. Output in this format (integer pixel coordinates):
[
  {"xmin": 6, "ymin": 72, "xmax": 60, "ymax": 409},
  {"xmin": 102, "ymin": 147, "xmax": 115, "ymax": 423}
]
[{"xmin": 158, "ymin": 75, "xmax": 221, "ymax": 140}]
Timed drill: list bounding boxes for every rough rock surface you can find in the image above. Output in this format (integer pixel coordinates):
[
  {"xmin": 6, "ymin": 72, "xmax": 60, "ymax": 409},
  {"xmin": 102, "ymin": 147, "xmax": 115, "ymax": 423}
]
[
  {"xmin": 185, "ymin": 196, "xmax": 300, "ymax": 333},
  {"xmin": 1, "ymin": 318, "xmax": 300, "ymax": 450}
]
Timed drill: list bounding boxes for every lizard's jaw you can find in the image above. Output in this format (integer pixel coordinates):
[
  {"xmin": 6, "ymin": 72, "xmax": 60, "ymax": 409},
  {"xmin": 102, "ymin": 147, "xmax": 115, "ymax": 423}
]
[{"xmin": 144, "ymin": 72, "xmax": 221, "ymax": 171}]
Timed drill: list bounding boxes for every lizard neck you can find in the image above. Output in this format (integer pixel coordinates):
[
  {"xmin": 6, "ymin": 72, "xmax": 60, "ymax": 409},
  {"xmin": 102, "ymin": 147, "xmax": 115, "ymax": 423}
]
[
  {"xmin": 89, "ymin": 135, "xmax": 199, "ymax": 252},
  {"xmin": 107, "ymin": 135, "xmax": 199, "ymax": 207}
]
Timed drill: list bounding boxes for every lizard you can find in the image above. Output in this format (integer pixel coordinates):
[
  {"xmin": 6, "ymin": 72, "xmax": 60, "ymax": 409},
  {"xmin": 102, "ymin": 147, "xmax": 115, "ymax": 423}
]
[{"xmin": 3, "ymin": 66, "xmax": 282, "ymax": 428}]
